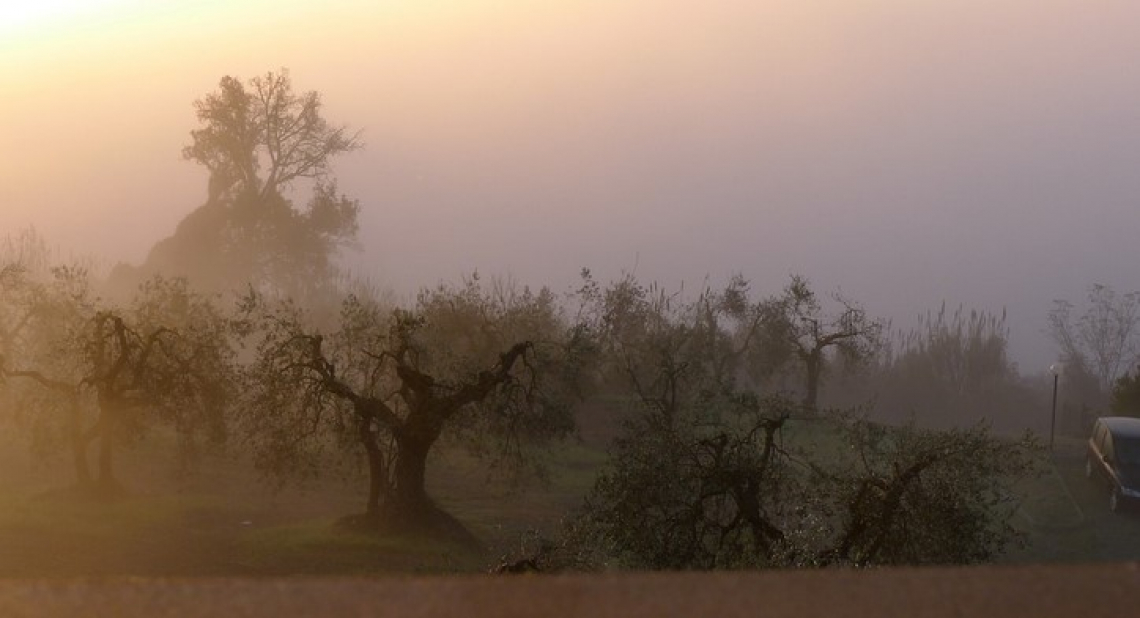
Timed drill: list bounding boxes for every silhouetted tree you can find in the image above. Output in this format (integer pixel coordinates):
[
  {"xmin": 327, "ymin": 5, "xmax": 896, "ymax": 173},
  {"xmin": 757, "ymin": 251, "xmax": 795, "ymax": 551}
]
[
  {"xmin": 566, "ymin": 274, "xmax": 1036, "ymax": 570},
  {"xmin": 809, "ymin": 420, "xmax": 1039, "ymax": 567},
  {"xmin": 770, "ymin": 275, "xmax": 883, "ymax": 412},
  {"xmin": 237, "ymin": 276, "xmax": 583, "ymax": 538},
  {"xmin": 110, "ymin": 69, "xmax": 361, "ymax": 301},
  {"xmin": 0, "ymin": 229, "xmax": 54, "ymax": 360},
  {"xmin": 573, "ymin": 272, "xmax": 787, "ymax": 412},
  {"xmin": 183, "ymin": 70, "xmax": 360, "ymax": 202},
  {"xmin": 569, "ymin": 273, "xmax": 796, "ymax": 567},
  {"xmin": 577, "ymin": 391, "xmax": 1039, "ymax": 568},
  {"xmin": 1111, "ymin": 367, "xmax": 1140, "ymax": 418},
  {"xmin": 1049, "ymin": 284, "xmax": 1140, "ymax": 396},
  {"xmin": 0, "ymin": 270, "xmax": 233, "ymax": 495}
]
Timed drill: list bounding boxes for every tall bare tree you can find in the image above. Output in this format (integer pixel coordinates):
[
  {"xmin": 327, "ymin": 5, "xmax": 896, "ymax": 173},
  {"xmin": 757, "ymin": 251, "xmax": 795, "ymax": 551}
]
[{"xmin": 1049, "ymin": 284, "xmax": 1140, "ymax": 395}]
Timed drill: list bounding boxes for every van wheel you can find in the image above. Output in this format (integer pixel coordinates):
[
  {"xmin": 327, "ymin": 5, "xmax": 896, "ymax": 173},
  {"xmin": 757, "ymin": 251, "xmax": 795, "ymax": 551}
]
[{"xmin": 1110, "ymin": 488, "xmax": 1121, "ymax": 513}]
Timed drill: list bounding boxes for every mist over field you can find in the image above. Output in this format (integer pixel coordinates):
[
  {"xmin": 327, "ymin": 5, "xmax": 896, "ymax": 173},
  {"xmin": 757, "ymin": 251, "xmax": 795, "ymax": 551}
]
[
  {"xmin": 5, "ymin": 0, "xmax": 1140, "ymax": 371},
  {"xmin": 4, "ymin": 0, "xmax": 1140, "ymax": 579}
]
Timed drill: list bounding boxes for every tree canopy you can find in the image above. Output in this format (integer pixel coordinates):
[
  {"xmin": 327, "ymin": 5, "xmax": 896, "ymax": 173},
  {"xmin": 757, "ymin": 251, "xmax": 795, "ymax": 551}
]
[
  {"xmin": 562, "ymin": 274, "xmax": 1040, "ymax": 570},
  {"xmin": 110, "ymin": 69, "xmax": 362, "ymax": 301},
  {"xmin": 183, "ymin": 70, "xmax": 360, "ymax": 202},
  {"xmin": 1049, "ymin": 284, "xmax": 1140, "ymax": 396},
  {"xmin": 235, "ymin": 276, "xmax": 585, "ymax": 538},
  {"xmin": 0, "ymin": 267, "xmax": 234, "ymax": 495}
]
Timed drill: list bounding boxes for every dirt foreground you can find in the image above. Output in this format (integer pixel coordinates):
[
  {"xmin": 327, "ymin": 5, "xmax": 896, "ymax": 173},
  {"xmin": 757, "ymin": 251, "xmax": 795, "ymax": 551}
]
[{"xmin": 0, "ymin": 563, "xmax": 1137, "ymax": 618}]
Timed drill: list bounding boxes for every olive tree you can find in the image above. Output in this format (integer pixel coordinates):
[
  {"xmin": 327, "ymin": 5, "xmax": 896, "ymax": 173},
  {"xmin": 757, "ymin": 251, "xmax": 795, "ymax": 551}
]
[
  {"xmin": 769, "ymin": 275, "xmax": 883, "ymax": 413},
  {"xmin": 0, "ymin": 269, "xmax": 234, "ymax": 495},
  {"xmin": 236, "ymin": 276, "xmax": 584, "ymax": 537},
  {"xmin": 183, "ymin": 70, "xmax": 360, "ymax": 202},
  {"xmin": 1111, "ymin": 367, "xmax": 1140, "ymax": 417},
  {"xmin": 564, "ymin": 273, "xmax": 1038, "ymax": 570},
  {"xmin": 563, "ymin": 273, "xmax": 797, "ymax": 567},
  {"xmin": 111, "ymin": 69, "xmax": 361, "ymax": 302},
  {"xmin": 807, "ymin": 420, "xmax": 1039, "ymax": 567}
]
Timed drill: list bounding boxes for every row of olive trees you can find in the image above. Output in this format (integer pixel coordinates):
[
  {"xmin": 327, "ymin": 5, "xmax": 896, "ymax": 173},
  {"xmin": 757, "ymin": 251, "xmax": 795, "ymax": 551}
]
[
  {"xmin": 0, "ymin": 71, "xmax": 584, "ymax": 544},
  {"xmin": 0, "ymin": 250, "xmax": 233, "ymax": 496},
  {"xmin": 0, "ymin": 244, "xmax": 1043, "ymax": 562},
  {"xmin": 2, "ymin": 69, "xmax": 1045, "ymax": 566},
  {"xmin": 541, "ymin": 274, "xmax": 1041, "ymax": 570},
  {"xmin": 0, "ymin": 257, "xmax": 581, "ymax": 539}
]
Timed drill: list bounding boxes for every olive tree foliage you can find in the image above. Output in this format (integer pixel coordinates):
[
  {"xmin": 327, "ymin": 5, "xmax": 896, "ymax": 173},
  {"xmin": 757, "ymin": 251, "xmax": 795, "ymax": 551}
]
[
  {"xmin": 581, "ymin": 412, "xmax": 1039, "ymax": 569},
  {"xmin": 582, "ymin": 396, "xmax": 795, "ymax": 570},
  {"xmin": 1111, "ymin": 367, "xmax": 1140, "ymax": 417},
  {"xmin": 183, "ymin": 70, "xmax": 360, "ymax": 202},
  {"xmin": 806, "ymin": 420, "xmax": 1039, "ymax": 567},
  {"xmin": 0, "ymin": 266, "xmax": 234, "ymax": 495},
  {"xmin": 235, "ymin": 276, "xmax": 584, "ymax": 535},
  {"xmin": 1049, "ymin": 284, "xmax": 1140, "ymax": 397},
  {"xmin": 768, "ymin": 275, "xmax": 884, "ymax": 412},
  {"xmin": 558, "ymin": 273, "xmax": 1039, "ymax": 571},
  {"xmin": 0, "ymin": 263, "xmax": 35, "ymax": 363},
  {"xmin": 0, "ymin": 230, "xmax": 56, "ymax": 358},
  {"xmin": 0, "ymin": 243, "xmax": 48, "ymax": 448},
  {"xmin": 573, "ymin": 271, "xmax": 785, "ymax": 407},
  {"xmin": 112, "ymin": 69, "xmax": 361, "ymax": 303},
  {"xmin": 565, "ymin": 273, "xmax": 797, "ymax": 568}
]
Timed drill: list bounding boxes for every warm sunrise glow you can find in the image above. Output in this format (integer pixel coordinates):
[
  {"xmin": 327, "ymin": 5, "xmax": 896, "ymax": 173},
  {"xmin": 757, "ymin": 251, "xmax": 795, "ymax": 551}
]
[
  {"xmin": 0, "ymin": 0, "xmax": 134, "ymax": 39},
  {"xmin": 5, "ymin": 0, "xmax": 1140, "ymax": 584}
]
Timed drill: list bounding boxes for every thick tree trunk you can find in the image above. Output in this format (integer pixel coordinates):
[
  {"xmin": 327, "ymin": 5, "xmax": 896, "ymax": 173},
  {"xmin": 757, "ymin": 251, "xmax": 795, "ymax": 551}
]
[
  {"xmin": 71, "ymin": 437, "xmax": 91, "ymax": 487},
  {"xmin": 97, "ymin": 421, "xmax": 115, "ymax": 489},
  {"xmin": 389, "ymin": 432, "xmax": 433, "ymax": 518},
  {"xmin": 67, "ymin": 400, "xmax": 92, "ymax": 487},
  {"xmin": 358, "ymin": 416, "xmax": 386, "ymax": 518},
  {"xmin": 94, "ymin": 402, "xmax": 121, "ymax": 497},
  {"xmin": 803, "ymin": 350, "xmax": 822, "ymax": 413},
  {"xmin": 375, "ymin": 427, "xmax": 480, "ymax": 548}
]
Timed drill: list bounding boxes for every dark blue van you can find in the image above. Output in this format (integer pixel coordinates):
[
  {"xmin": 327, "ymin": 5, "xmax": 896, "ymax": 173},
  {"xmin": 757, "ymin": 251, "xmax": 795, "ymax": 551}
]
[{"xmin": 1087, "ymin": 416, "xmax": 1140, "ymax": 512}]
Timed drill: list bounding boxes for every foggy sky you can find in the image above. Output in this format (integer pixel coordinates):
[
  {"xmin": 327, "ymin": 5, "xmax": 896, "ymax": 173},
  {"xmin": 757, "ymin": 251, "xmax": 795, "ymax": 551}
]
[{"xmin": 4, "ymin": 0, "xmax": 1140, "ymax": 371}]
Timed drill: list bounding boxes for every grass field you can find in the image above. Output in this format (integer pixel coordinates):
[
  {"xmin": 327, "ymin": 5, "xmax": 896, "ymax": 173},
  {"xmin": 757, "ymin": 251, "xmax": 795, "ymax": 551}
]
[
  {"xmin": 0, "ymin": 426, "xmax": 611, "ymax": 578},
  {"xmin": 0, "ymin": 417, "xmax": 1121, "ymax": 577}
]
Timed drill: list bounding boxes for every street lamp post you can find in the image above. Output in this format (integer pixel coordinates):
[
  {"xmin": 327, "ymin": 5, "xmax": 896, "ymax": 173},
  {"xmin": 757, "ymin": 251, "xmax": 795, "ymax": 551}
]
[{"xmin": 1050, "ymin": 363, "xmax": 1063, "ymax": 451}]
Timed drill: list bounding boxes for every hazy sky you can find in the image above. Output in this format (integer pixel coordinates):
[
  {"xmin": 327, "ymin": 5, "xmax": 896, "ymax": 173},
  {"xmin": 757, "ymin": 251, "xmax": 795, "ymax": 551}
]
[{"xmin": 3, "ymin": 0, "xmax": 1140, "ymax": 370}]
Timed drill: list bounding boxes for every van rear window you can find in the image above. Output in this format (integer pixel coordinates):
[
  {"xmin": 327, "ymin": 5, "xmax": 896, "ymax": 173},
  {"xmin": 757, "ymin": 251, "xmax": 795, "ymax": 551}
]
[{"xmin": 1114, "ymin": 436, "xmax": 1140, "ymax": 465}]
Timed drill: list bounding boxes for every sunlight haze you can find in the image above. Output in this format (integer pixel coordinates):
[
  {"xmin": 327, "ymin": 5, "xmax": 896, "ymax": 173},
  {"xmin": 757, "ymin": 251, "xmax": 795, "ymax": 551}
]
[{"xmin": 4, "ymin": 0, "xmax": 1140, "ymax": 369}]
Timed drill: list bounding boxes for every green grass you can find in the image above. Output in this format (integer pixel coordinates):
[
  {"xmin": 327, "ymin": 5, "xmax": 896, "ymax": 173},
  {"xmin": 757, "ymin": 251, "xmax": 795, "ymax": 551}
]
[
  {"xmin": 0, "ymin": 418, "xmax": 1103, "ymax": 576},
  {"xmin": 1002, "ymin": 460, "xmax": 1096, "ymax": 564},
  {"xmin": 238, "ymin": 518, "xmax": 480, "ymax": 574},
  {"xmin": 1014, "ymin": 464, "xmax": 1084, "ymax": 531},
  {"xmin": 428, "ymin": 441, "xmax": 609, "ymax": 554},
  {"xmin": 0, "ymin": 431, "xmax": 612, "ymax": 577}
]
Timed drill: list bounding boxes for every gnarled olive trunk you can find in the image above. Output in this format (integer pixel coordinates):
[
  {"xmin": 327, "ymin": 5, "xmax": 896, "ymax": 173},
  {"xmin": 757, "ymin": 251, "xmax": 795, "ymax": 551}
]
[
  {"xmin": 358, "ymin": 416, "xmax": 387, "ymax": 518},
  {"xmin": 803, "ymin": 349, "xmax": 822, "ymax": 413},
  {"xmin": 90, "ymin": 393, "xmax": 124, "ymax": 497},
  {"xmin": 384, "ymin": 424, "xmax": 441, "ymax": 526},
  {"xmin": 96, "ymin": 409, "xmax": 119, "ymax": 494},
  {"xmin": 67, "ymin": 398, "xmax": 92, "ymax": 487}
]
